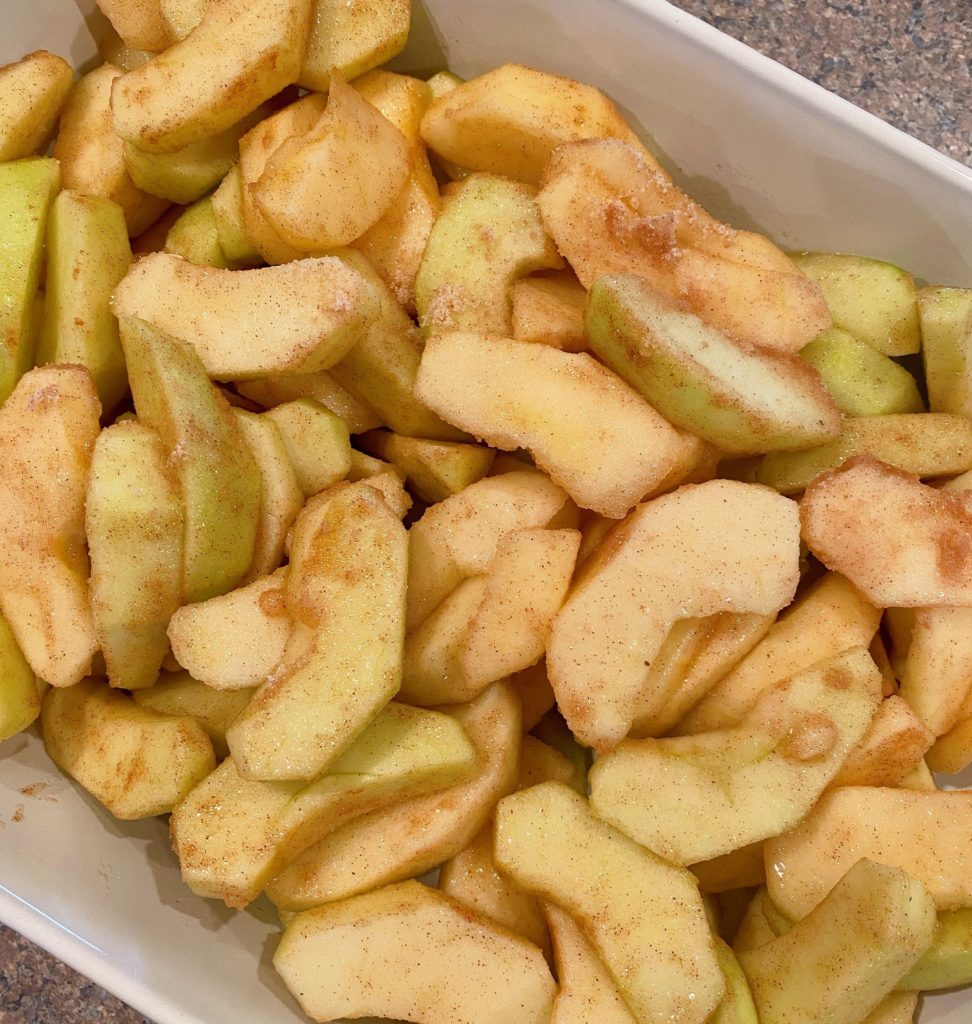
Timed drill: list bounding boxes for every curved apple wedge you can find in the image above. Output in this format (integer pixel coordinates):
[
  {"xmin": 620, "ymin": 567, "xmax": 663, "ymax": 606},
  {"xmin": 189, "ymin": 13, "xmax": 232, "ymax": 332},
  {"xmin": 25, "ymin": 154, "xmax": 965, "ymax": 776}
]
[
  {"xmin": 0, "ymin": 51, "xmax": 73, "ymax": 162},
  {"xmin": 0, "ymin": 612, "xmax": 41, "ymax": 743},
  {"xmin": 0, "ymin": 366, "xmax": 100, "ymax": 688},
  {"xmin": 273, "ymin": 880, "xmax": 556, "ymax": 1024},
  {"xmin": 114, "ymin": 252, "xmax": 381, "ymax": 380},
  {"xmin": 171, "ymin": 703, "xmax": 476, "ymax": 907},
  {"xmin": 111, "ymin": 0, "xmax": 313, "ymax": 153}
]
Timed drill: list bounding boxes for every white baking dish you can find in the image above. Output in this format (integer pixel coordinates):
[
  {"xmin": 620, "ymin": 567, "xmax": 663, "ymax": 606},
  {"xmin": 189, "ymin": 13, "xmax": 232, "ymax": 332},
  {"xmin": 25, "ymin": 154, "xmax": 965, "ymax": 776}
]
[{"xmin": 2, "ymin": 1, "xmax": 971, "ymax": 1022}]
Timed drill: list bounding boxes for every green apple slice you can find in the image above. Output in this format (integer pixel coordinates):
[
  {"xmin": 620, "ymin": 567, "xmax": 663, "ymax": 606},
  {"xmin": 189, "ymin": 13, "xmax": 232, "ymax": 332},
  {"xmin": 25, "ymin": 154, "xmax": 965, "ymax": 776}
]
[
  {"xmin": 0, "ymin": 612, "xmax": 41, "ymax": 742},
  {"xmin": 919, "ymin": 285, "xmax": 972, "ymax": 415},
  {"xmin": 263, "ymin": 399, "xmax": 352, "ymax": 496},
  {"xmin": 163, "ymin": 197, "xmax": 228, "ymax": 268},
  {"xmin": 585, "ymin": 273, "xmax": 841, "ymax": 456}
]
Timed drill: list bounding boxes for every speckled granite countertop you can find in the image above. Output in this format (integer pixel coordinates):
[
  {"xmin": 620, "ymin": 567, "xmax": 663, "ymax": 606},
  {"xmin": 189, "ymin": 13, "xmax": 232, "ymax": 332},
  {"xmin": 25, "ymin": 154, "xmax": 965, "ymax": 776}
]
[{"xmin": 2, "ymin": 1, "xmax": 970, "ymax": 1022}]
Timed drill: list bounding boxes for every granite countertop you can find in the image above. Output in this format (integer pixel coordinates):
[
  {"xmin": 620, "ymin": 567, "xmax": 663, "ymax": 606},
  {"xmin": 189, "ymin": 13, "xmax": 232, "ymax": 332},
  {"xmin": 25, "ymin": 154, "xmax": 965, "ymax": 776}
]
[{"xmin": 2, "ymin": 1, "xmax": 970, "ymax": 1022}]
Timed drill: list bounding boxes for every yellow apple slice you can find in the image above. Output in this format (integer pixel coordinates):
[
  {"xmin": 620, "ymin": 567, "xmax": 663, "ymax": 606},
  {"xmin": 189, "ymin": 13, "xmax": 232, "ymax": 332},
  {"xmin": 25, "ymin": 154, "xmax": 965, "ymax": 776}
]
[
  {"xmin": 512, "ymin": 270, "xmax": 589, "ymax": 351},
  {"xmin": 266, "ymin": 681, "xmax": 521, "ymax": 911},
  {"xmin": 0, "ymin": 613, "xmax": 41, "ymax": 742},
  {"xmin": 832, "ymin": 694, "xmax": 934, "ymax": 787},
  {"xmin": 111, "ymin": 0, "xmax": 313, "ymax": 153},
  {"xmin": 0, "ymin": 51, "xmax": 73, "ymax": 162},
  {"xmin": 415, "ymin": 331, "xmax": 698, "ymax": 519},
  {"xmin": 0, "ymin": 366, "xmax": 100, "ymax": 687},
  {"xmin": 273, "ymin": 880, "xmax": 555, "ymax": 1024},
  {"xmin": 96, "ymin": 0, "xmax": 173, "ymax": 51},
  {"xmin": 495, "ymin": 781, "xmax": 725, "ymax": 1024},
  {"xmin": 548, "ymin": 479, "xmax": 800, "ymax": 750}
]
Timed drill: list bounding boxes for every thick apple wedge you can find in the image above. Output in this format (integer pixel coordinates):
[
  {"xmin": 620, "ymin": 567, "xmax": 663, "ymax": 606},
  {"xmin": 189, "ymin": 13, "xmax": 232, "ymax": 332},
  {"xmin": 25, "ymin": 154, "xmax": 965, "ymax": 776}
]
[
  {"xmin": 919, "ymin": 286, "xmax": 972, "ymax": 415},
  {"xmin": 42, "ymin": 679, "xmax": 215, "ymax": 819},
  {"xmin": 512, "ymin": 270, "xmax": 589, "ymax": 351},
  {"xmin": 87, "ymin": 421, "xmax": 184, "ymax": 691},
  {"xmin": 0, "ymin": 613, "xmax": 41, "ymax": 742},
  {"xmin": 832, "ymin": 695, "xmax": 934, "ymax": 787},
  {"xmin": 114, "ymin": 253, "xmax": 380, "ymax": 380},
  {"xmin": 800, "ymin": 456, "xmax": 972, "ymax": 607},
  {"xmin": 739, "ymin": 860, "xmax": 935, "ymax": 1024},
  {"xmin": 414, "ymin": 332, "xmax": 698, "ymax": 519},
  {"xmin": 544, "ymin": 904, "xmax": 638, "ymax": 1024},
  {"xmin": 677, "ymin": 572, "xmax": 879, "ymax": 733},
  {"xmin": 210, "ymin": 165, "xmax": 261, "ymax": 266},
  {"xmin": 37, "ymin": 190, "xmax": 132, "ymax": 412},
  {"xmin": 167, "ymin": 569, "xmax": 291, "ymax": 690},
  {"xmin": 163, "ymin": 199, "xmax": 240, "ymax": 268},
  {"xmin": 119, "ymin": 316, "xmax": 262, "ymax": 603},
  {"xmin": 898, "ymin": 908, "xmax": 972, "ymax": 991},
  {"xmin": 420, "ymin": 63, "xmax": 639, "ymax": 185},
  {"xmin": 765, "ymin": 787, "xmax": 972, "ymax": 919},
  {"xmin": 495, "ymin": 782, "xmax": 725, "ymax": 1024},
  {"xmin": 0, "ymin": 366, "xmax": 100, "ymax": 688},
  {"xmin": 589, "ymin": 647, "xmax": 881, "ymax": 864},
  {"xmin": 548, "ymin": 479, "xmax": 799, "ymax": 750},
  {"xmin": 415, "ymin": 173, "xmax": 563, "ymax": 336},
  {"xmin": 253, "ymin": 72, "xmax": 411, "ymax": 251},
  {"xmin": 267, "ymin": 682, "xmax": 521, "ymax": 911},
  {"xmin": 586, "ymin": 274, "xmax": 841, "ymax": 455},
  {"xmin": 406, "ymin": 470, "xmax": 571, "ymax": 631},
  {"xmin": 0, "ymin": 51, "xmax": 73, "ymax": 162},
  {"xmin": 111, "ymin": 0, "xmax": 313, "ymax": 153},
  {"xmin": 274, "ymin": 881, "xmax": 555, "ymax": 1024},
  {"xmin": 172, "ymin": 703, "xmax": 476, "ymax": 907},
  {"xmin": 264, "ymin": 399, "xmax": 351, "ymax": 496},
  {"xmin": 227, "ymin": 482, "xmax": 406, "ymax": 781},
  {"xmin": 0, "ymin": 157, "xmax": 61, "ymax": 403},
  {"xmin": 97, "ymin": 0, "xmax": 174, "ymax": 52}
]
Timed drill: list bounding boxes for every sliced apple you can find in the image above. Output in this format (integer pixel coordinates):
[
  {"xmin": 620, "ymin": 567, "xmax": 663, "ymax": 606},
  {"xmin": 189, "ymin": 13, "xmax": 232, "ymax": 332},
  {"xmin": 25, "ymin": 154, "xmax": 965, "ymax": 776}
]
[
  {"xmin": 54, "ymin": 63, "xmax": 169, "ymax": 235},
  {"xmin": 163, "ymin": 197, "xmax": 228, "ymax": 267},
  {"xmin": 274, "ymin": 880, "xmax": 555, "ymax": 1024},
  {"xmin": 420, "ymin": 63, "xmax": 639, "ymax": 186},
  {"xmin": 415, "ymin": 331, "xmax": 698, "ymax": 519},
  {"xmin": 919, "ymin": 285, "xmax": 972, "ymax": 416},
  {"xmin": 512, "ymin": 270, "xmax": 589, "ymax": 352},
  {"xmin": 899, "ymin": 908, "xmax": 972, "ymax": 991},
  {"xmin": 677, "ymin": 572, "xmax": 880, "ymax": 733},
  {"xmin": 266, "ymin": 681, "xmax": 520, "ymax": 911},
  {"xmin": 800, "ymin": 456, "xmax": 972, "ymax": 607},
  {"xmin": 548, "ymin": 479, "xmax": 800, "ymax": 750},
  {"xmin": 37, "ymin": 190, "xmax": 132, "ymax": 412},
  {"xmin": 227, "ymin": 482, "xmax": 406, "ymax": 781},
  {"xmin": 0, "ymin": 51, "xmax": 73, "ymax": 162},
  {"xmin": 586, "ymin": 273, "xmax": 841, "ymax": 456},
  {"xmin": 495, "ymin": 781, "xmax": 725, "ymax": 1024},
  {"xmin": 254, "ymin": 72, "xmax": 411, "ymax": 251},
  {"xmin": 0, "ymin": 157, "xmax": 61, "ymax": 403},
  {"xmin": 87, "ymin": 421, "xmax": 184, "ymax": 691},
  {"xmin": 111, "ymin": 0, "xmax": 313, "ymax": 153},
  {"xmin": 832, "ymin": 694, "xmax": 934, "ymax": 787},
  {"xmin": 231, "ymin": 410, "xmax": 304, "ymax": 579},
  {"xmin": 263, "ymin": 399, "xmax": 351, "ymax": 496},
  {"xmin": 692, "ymin": 843, "xmax": 766, "ymax": 895},
  {"xmin": 0, "ymin": 612, "xmax": 41, "ymax": 743},
  {"xmin": 927, "ymin": 717, "xmax": 972, "ymax": 774},
  {"xmin": 42, "ymin": 679, "xmax": 215, "ymax": 819},
  {"xmin": 172, "ymin": 703, "xmax": 476, "ymax": 906},
  {"xmin": 765, "ymin": 787, "xmax": 972, "ymax": 920},
  {"xmin": 590, "ymin": 648, "xmax": 880, "ymax": 864},
  {"xmin": 406, "ymin": 470, "xmax": 570, "ymax": 632},
  {"xmin": 167, "ymin": 569, "xmax": 291, "ymax": 690},
  {"xmin": 511, "ymin": 661, "xmax": 556, "ymax": 732},
  {"xmin": 114, "ymin": 252, "xmax": 380, "ymax": 380},
  {"xmin": 740, "ymin": 859, "xmax": 934, "ymax": 1024},
  {"xmin": 96, "ymin": 0, "xmax": 173, "ymax": 51},
  {"xmin": 415, "ymin": 173, "xmax": 563, "ymax": 336},
  {"xmin": 0, "ymin": 366, "xmax": 100, "ymax": 687},
  {"xmin": 210, "ymin": 164, "xmax": 262, "ymax": 266}
]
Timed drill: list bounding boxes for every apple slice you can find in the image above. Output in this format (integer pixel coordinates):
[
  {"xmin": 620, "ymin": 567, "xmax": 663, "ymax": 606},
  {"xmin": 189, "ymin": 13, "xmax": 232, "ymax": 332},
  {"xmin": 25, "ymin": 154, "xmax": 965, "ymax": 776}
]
[
  {"xmin": 164, "ymin": 195, "xmax": 228, "ymax": 270},
  {"xmin": 119, "ymin": 316, "xmax": 262, "ymax": 603},
  {"xmin": 545, "ymin": 904, "xmax": 637, "ymax": 1024},
  {"xmin": 511, "ymin": 661, "xmax": 556, "ymax": 732},
  {"xmin": 494, "ymin": 781, "xmax": 725, "ymax": 1024},
  {"xmin": 173, "ymin": 702, "xmax": 476, "ymax": 907},
  {"xmin": 167, "ymin": 569, "xmax": 291, "ymax": 691},
  {"xmin": 87, "ymin": 421, "xmax": 184, "ymax": 691},
  {"xmin": 420, "ymin": 63, "xmax": 640, "ymax": 185},
  {"xmin": 590, "ymin": 647, "xmax": 881, "ymax": 864},
  {"xmin": 0, "ymin": 51, "xmax": 73, "ymax": 162},
  {"xmin": 765, "ymin": 787, "xmax": 972, "ymax": 919},
  {"xmin": 415, "ymin": 173, "xmax": 563, "ymax": 337},
  {"xmin": 254, "ymin": 72, "xmax": 411, "ymax": 251},
  {"xmin": 96, "ymin": 0, "xmax": 173, "ymax": 51},
  {"xmin": 0, "ymin": 613, "xmax": 41, "ymax": 742},
  {"xmin": 263, "ymin": 399, "xmax": 351, "ymax": 497},
  {"xmin": 899, "ymin": 908, "xmax": 972, "ymax": 991},
  {"xmin": 586, "ymin": 273, "xmax": 841, "ymax": 456},
  {"xmin": 415, "ymin": 331, "xmax": 698, "ymax": 519},
  {"xmin": 37, "ymin": 189, "xmax": 132, "ymax": 413},
  {"xmin": 512, "ymin": 271, "xmax": 589, "ymax": 352},
  {"xmin": 42, "ymin": 679, "xmax": 215, "ymax": 819},
  {"xmin": 114, "ymin": 252, "xmax": 380, "ymax": 380},
  {"xmin": 111, "ymin": 0, "xmax": 313, "ymax": 153},
  {"xmin": 227, "ymin": 482, "xmax": 406, "ymax": 781},
  {"xmin": 919, "ymin": 285, "xmax": 972, "ymax": 415},
  {"xmin": 274, "ymin": 881, "xmax": 555, "ymax": 1024},
  {"xmin": 739, "ymin": 860, "xmax": 935, "ymax": 1024},
  {"xmin": 0, "ymin": 366, "xmax": 100, "ymax": 687},
  {"xmin": 548, "ymin": 479, "xmax": 800, "ymax": 750},
  {"xmin": 677, "ymin": 572, "xmax": 880, "ymax": 733},
  {"xmin": 691, "ymin": 843, "xmax": 766, "ymax": 895},
  {"xmin": 800, "ymin": 456, "xmax": 972, "ymax": 607},
  {"xmin": 210, "ymin": 165, "xmax": 261, "ymax": 266},
  {"xmin": 832, "ymin": 695, "xmax": 934, "ymax": 787},
  {"xmin": 266, "ymin": 681, "xmax": 521, "ymax": 912},
  {"xmin": 927, "ymin": 718, "xmax": 972, "ymax": 774}
]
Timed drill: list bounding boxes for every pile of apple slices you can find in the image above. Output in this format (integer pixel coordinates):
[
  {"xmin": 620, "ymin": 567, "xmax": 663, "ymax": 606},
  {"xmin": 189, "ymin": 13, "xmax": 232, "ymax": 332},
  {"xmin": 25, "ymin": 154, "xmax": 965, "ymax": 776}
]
[{"xmin": 1, "ymin": 3, "xmax": 972, "ymax": 1023}]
